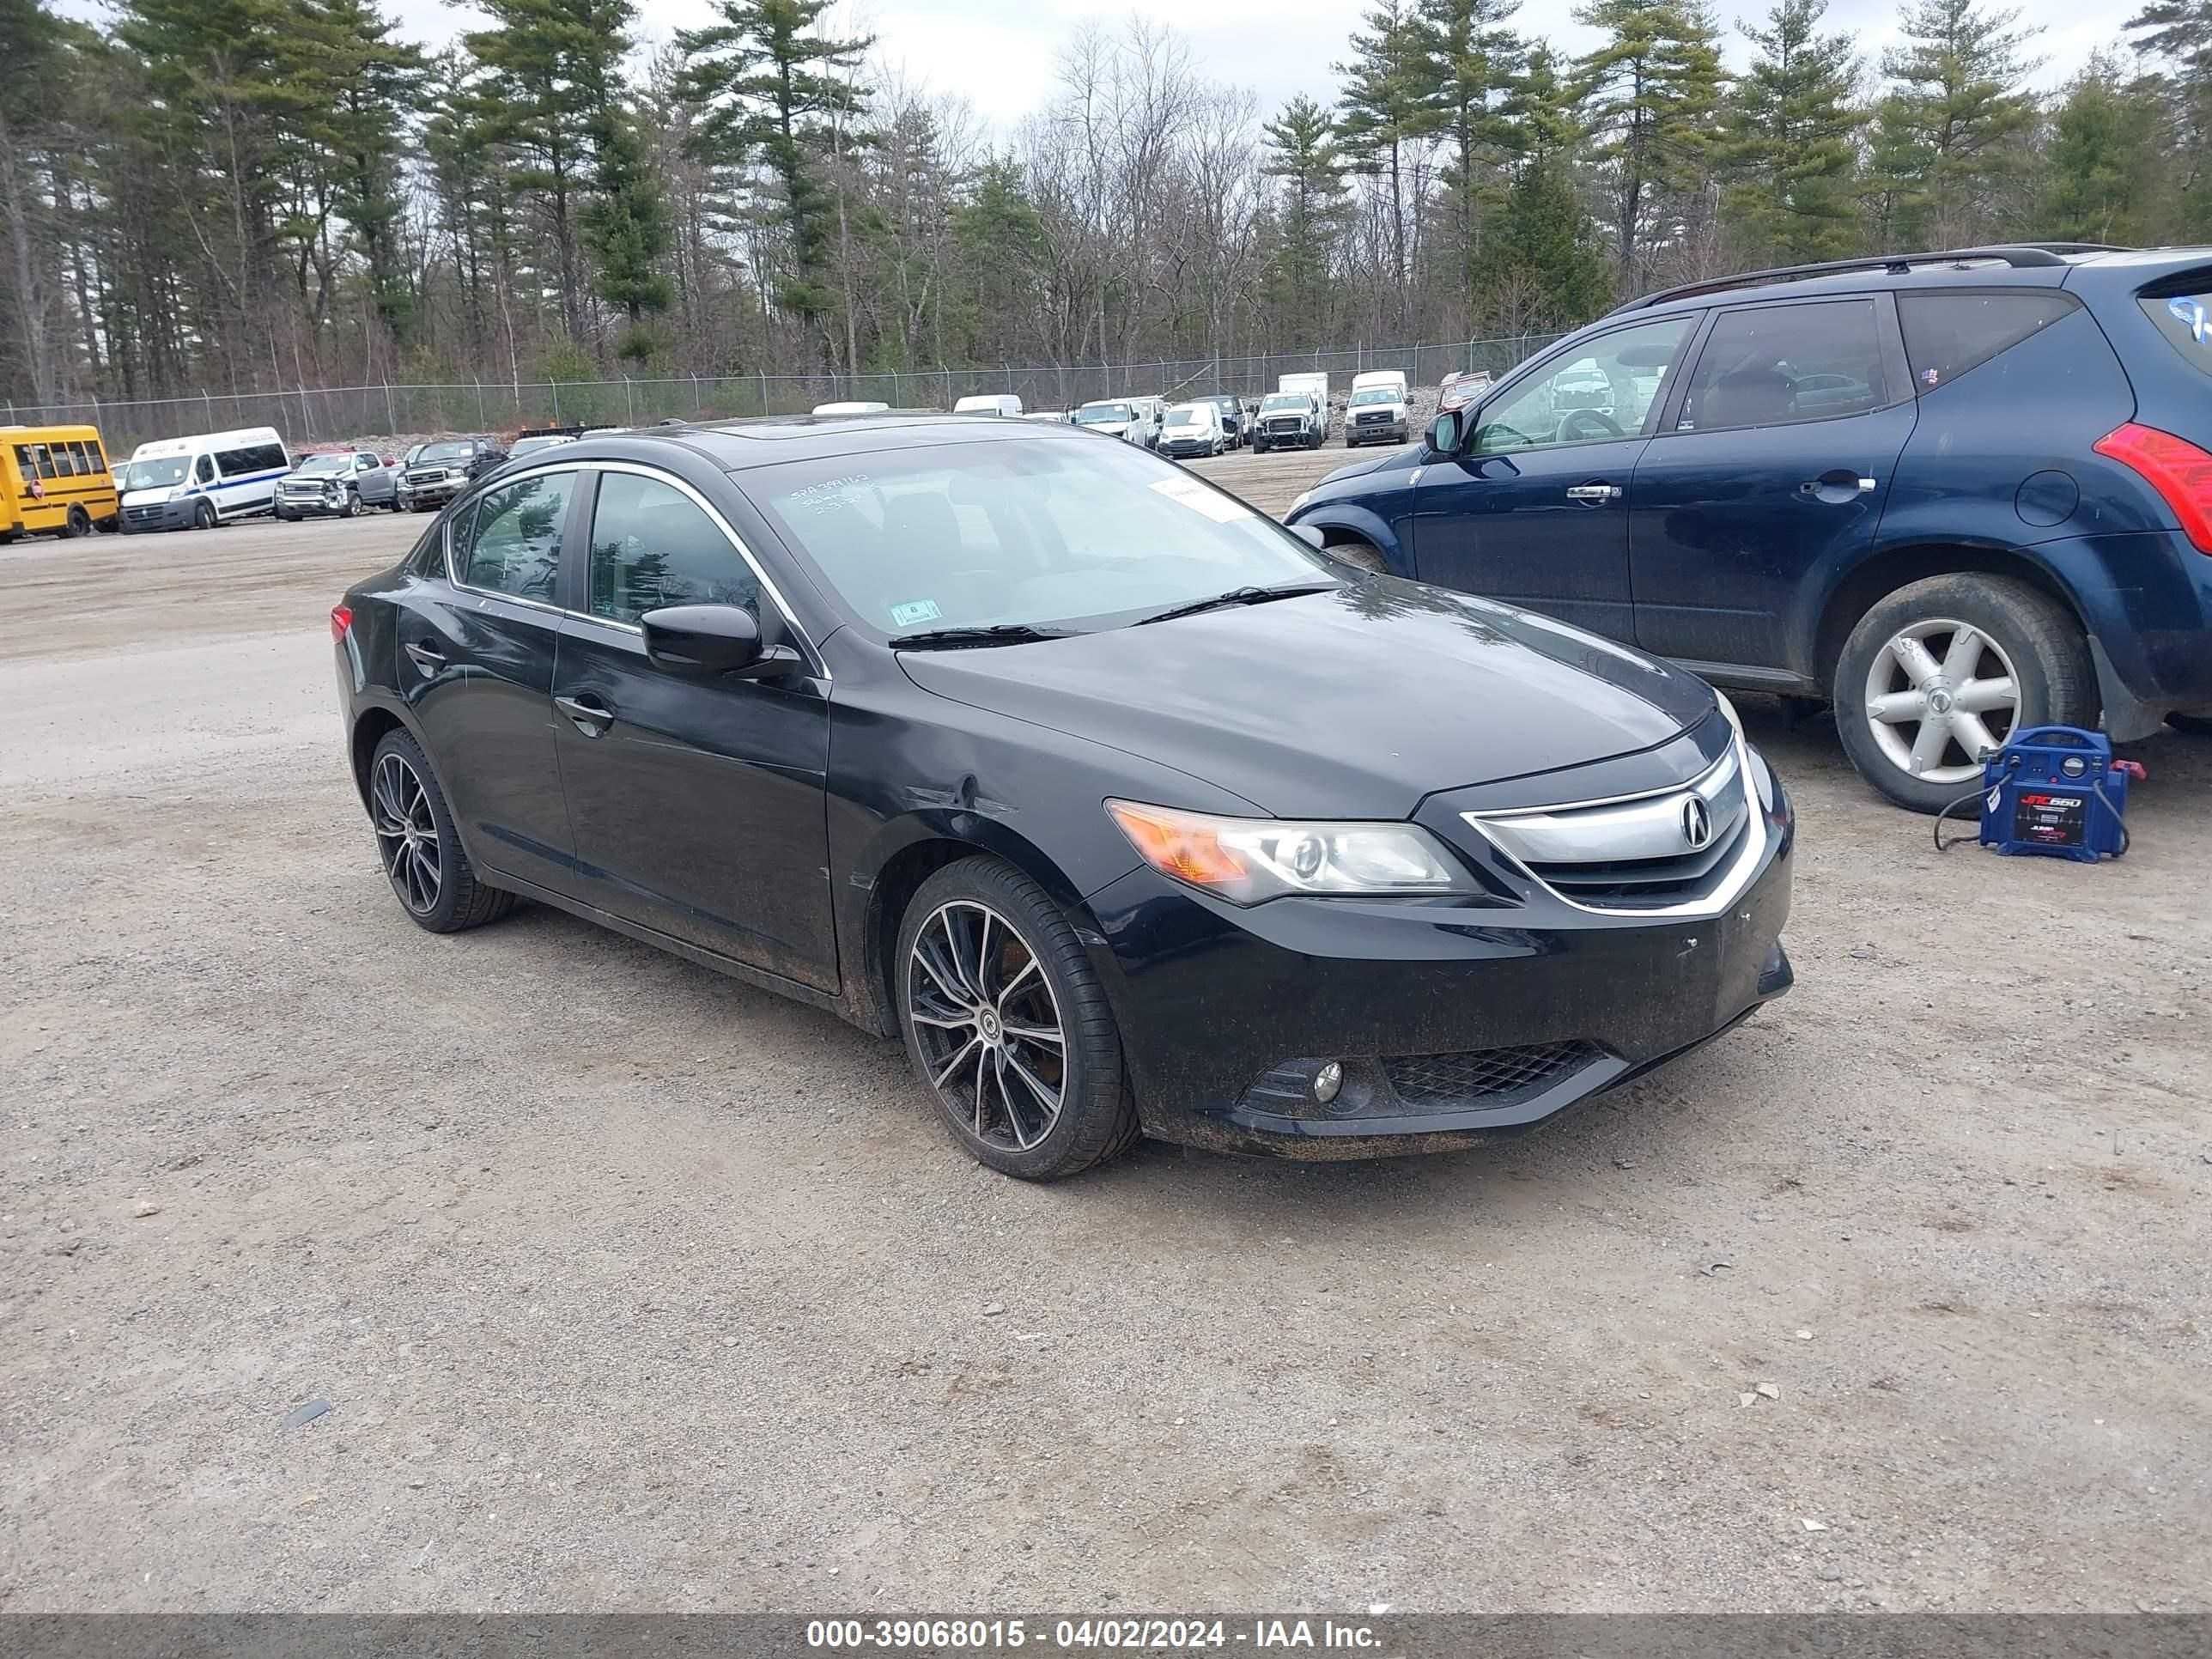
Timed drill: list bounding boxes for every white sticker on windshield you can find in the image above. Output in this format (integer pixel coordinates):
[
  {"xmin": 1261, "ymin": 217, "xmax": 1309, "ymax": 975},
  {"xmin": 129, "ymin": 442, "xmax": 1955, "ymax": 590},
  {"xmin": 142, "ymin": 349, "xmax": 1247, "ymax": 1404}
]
[
  {"xmin": 889, "ymin": 599, "xmax": 942, "ymax": 628},
  {"xmin": 1149, "ymin": 475, "xmax": 1255, "ymax": 524}
]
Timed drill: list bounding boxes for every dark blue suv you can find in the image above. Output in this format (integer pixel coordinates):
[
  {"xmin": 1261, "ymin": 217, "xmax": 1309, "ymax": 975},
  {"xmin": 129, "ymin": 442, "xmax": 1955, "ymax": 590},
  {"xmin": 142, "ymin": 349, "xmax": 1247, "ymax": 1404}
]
[{"xmin": 1286, "ymin": 244, "xmax": 2212, "ymax": 811}]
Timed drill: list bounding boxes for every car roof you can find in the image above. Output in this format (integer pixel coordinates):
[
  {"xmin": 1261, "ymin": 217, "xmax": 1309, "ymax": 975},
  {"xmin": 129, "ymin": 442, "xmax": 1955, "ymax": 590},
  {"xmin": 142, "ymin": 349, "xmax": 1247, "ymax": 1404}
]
[{"xmin": 514, "ymin": 414, "xmax": 1096, "ymax": 476}]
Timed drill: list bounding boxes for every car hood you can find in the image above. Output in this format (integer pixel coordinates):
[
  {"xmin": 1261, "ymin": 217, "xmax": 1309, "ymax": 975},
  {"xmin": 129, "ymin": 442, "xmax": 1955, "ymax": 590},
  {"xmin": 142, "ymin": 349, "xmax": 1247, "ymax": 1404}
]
[
  {"xmin": 896, "ymin": 583, "xmax": 1715, "ymax": 818},
  {"xmin": 1314, "ymin": 448, "xmax": 1414, "ymax": 487}
]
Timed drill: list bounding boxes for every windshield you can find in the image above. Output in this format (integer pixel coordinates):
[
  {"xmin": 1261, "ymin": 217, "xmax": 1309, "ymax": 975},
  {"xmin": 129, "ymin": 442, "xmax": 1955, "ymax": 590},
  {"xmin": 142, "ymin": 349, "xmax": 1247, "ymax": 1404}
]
[
  {"xmin": 1075, "ymin": 404, "xmax": 1133, "ymax": 424},
  {"xmin": 510, "ymin": 435, "xmax": 568, "ymax": 455},
  {"xmin": 1165, "ymin": 408, "xmax": 1206, "ymax": 427},
  {"xmin": 420, "ymin": 441, "xmax": 472, "ymax": 463},
  {"xmin": 1350, "ymin": 388, "xmax": 1399, "ymax": 405},
  {"xmin": 1261, "ymin": 394, "xmax": 1306, "ymax": 411},
  {"xmin": 296, "ymin": 454, "xmax": 352, "ymax": 476},
  {"xmin": 127, "ymin": 458, "xmax": 189, "ymax": 489},
  {"xmin": 748, "ymin": 436, "xmax": 1335, "ymax": 637}
]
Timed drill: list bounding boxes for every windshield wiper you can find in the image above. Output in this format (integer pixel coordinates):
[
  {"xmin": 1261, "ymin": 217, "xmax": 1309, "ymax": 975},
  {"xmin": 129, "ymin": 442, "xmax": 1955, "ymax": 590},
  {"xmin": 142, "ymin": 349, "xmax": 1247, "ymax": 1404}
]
[
  {"xmin": 1133, "ymin": 582, "xmax": 1338, "ymax": 627},
  {"xmin": 888, "ymin": 623, "xmax": 1075, "ymax": 650}
]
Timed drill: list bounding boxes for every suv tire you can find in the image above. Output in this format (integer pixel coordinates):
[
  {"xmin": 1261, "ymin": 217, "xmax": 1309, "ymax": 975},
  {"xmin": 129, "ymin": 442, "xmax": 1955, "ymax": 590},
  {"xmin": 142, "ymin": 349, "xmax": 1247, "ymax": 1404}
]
[
  {"xmin": 1835, "ymin": 573, "xmax": 2097, "ymax": 815},
  {"xmin": 894, "ymin": 856, "xmax": 1139, "ymax": 1182}
]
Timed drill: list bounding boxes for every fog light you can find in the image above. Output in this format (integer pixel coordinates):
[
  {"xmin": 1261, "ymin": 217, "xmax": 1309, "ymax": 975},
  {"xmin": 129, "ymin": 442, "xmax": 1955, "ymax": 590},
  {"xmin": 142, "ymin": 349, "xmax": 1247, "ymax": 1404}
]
[{"xmin": 1312, "ymin": 1061, "xmax": 1344, "ymax": 1104}]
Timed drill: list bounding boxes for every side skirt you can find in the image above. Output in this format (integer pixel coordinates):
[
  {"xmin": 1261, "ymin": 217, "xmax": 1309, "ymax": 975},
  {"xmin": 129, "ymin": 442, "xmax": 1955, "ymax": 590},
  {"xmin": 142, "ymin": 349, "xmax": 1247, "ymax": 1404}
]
[{"xmin": 485, "ymin": 867, "xmax": 871, "ymax": 1031}]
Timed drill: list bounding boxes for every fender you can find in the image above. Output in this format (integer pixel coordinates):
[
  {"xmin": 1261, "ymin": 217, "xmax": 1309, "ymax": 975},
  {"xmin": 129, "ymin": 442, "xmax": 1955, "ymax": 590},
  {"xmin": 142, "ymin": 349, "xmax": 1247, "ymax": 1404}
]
[
  {"xmin": 837, "ymin": 806, "xmax": 1127, "ymax": 1037},
  {"xmin": 1288, "ymin": 500, "xmax": 1413, "ymax": 577}
]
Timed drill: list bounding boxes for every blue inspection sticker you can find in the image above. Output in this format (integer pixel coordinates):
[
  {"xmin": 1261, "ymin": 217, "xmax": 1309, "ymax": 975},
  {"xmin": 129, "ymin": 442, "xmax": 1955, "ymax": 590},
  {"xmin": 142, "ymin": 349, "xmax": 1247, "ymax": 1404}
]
[{"xmin": 889, "ymin": 599, "xmax": 942, "ymax": 628}]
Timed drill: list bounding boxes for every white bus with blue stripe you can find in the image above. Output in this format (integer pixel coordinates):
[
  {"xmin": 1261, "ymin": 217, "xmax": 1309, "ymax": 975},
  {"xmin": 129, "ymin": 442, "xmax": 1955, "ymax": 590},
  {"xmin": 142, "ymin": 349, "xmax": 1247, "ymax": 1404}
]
[{"xmin": 119, "ymin": 427, "xmax": 291, "ymax": 532}]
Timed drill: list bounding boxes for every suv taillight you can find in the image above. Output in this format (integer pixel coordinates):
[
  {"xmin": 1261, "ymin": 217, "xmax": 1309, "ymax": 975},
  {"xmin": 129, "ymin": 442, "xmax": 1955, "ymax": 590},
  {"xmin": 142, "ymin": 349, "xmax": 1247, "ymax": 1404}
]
[
  {"xmin": 2094, "ymin": 422, "xmax": 2212, "ymax": 553},
  {"xmin": 331, "ymin": 605, "xmax": 353, "ymax": 641}
]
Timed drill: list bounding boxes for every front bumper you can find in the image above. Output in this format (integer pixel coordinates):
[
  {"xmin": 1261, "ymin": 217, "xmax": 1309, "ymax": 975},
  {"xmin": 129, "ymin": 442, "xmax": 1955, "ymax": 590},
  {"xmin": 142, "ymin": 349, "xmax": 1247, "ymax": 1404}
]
[
  {"xmin": 1161, "ymin": 439, "xmax": 1217, "ymax": 457},
  {"xmin": 1348, "ymin": 422, "xmax": 1407, "ymax": 446},
  {"xmin": 119, "ymin": 499, "xmax": 192, "ymax": 532},
  {"xmin": 1079, "ymin": 774, "xmax": 1795, "ymax": 1158},
  {"xmin": 278, "ymin": 491, "xmax": 350, "ymax": 517},
  {"xmin": 402, "ymin": 477, "xmax": 467, "ymax": 507}
]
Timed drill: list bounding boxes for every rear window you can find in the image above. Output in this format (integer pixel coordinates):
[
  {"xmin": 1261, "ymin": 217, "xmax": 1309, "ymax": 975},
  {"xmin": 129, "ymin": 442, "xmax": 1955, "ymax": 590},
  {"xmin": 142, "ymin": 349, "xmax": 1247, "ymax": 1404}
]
[
  {"xmin": 1899, "ymin": 291, "xmax": 2078, "ymax": 392},
  {"xmin": 2142, "ymin": 290, "xmax": 2212, "ymax": 379}
]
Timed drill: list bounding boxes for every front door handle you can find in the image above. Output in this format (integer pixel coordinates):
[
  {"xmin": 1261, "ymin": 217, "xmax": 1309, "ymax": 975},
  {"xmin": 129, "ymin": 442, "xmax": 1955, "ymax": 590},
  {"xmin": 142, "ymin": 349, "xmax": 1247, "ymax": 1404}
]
[
  {"xmin": 403, "ymin": 641, "xmax": 446, "ymax": 674},
  {"xmin": 1565, "ymin": 483, "xmax": 1623, "ymax": 502},
  {"xmin": 554, "ymin": 694, "xmax": 614, "ymax": 737}
]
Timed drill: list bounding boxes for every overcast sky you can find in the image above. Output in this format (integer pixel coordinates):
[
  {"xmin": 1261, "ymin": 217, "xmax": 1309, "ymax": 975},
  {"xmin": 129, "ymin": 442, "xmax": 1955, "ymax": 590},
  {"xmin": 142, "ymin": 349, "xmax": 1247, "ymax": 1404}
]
[{"xmin": 82, "ymin": 0, "xmax": 2122, "ymax": 131}]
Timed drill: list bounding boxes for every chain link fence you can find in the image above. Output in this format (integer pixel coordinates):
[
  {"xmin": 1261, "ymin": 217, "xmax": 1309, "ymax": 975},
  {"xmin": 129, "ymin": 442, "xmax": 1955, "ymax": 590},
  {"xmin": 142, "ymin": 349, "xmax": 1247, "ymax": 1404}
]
[{"xmin": 4, "ymin": 335, "xmax": 1562, "ymax": 458}]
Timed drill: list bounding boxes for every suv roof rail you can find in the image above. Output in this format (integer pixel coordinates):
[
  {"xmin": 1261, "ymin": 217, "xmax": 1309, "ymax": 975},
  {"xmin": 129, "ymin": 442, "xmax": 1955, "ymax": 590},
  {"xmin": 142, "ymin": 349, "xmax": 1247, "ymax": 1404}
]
[{"xmin": 1608, "ymin": 244, "xmax": 2141, "ymax": 315}]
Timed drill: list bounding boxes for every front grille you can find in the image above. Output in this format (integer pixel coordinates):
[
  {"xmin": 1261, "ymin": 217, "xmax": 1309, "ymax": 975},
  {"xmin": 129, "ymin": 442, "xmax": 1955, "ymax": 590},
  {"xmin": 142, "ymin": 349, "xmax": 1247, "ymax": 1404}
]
[
  {"xmin": 1356, "ymin": 411, "xmax": 1390, "ymax": 424},
  {"xmin": 1263, "ymin": 417, "xmax": 1302, "ymax": 434},
  {"xmin": 1384, "ymin": 1041, "xmax": 1602, "ymax": 1106},
  {"xmin": 1465, "ymin": 740, "xmax": 1758, "ymax": 914},
  {"xmin": 405, "ymin": 469, "xmax": 447, "ymax": 487},
  {"xmin": 125, "ymin": 505, "xmax": 164, "ymax": 524}
]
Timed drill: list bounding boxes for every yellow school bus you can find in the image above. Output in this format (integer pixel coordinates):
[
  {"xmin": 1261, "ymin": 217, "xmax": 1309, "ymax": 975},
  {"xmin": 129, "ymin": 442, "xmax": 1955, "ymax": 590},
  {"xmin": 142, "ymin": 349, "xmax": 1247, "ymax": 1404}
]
[{"xmin": 1, "ymin": 424, "xmax": 121, "ymax": 540}]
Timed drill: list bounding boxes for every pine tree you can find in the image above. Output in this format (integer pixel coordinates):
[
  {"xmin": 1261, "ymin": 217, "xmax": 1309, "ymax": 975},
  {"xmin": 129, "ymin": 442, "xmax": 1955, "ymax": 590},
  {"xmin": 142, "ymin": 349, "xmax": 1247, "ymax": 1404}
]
[
  {"xmin": 1865, "ymin": 0, "xmax": 2040, "ymax": 246},
  {"xmin": 465, "ymin": 0, "xmax": 659, "ymax": 347},
  {"xmin": 2043, "ymin": 55, "xmax": 2165, "ymax": 242},
  {"xmin": 1475, "ymin": 49, "xmax": 1610, "ymax": 331},
  {"xmin": 2125, "ymin": 0, "xmax": 2212, "ymax": 239},
  {"xmin": 1573, "ymin": 0, "xmax": 1724, "ymax": 294},
  {"xmin": 1416, "ymin": 0, "xmax": 1524, "ymax": 309},
  {"xmin": 299, "ymin": 0, "xmax": 426, "ymax": 344},
  {"xmin": 1336, "ymin": 0, "xmax": 1443, "ymax": 326},
  {"xmin": 1261, "ymin": 94, "xmax": 1349, "ymax": 347},
  {"xmin": 675, "ymin": 0, "xmax": 872, "ymax": 353},
  {"xmin": 1716, "ymin": 0, "xmax": 1863, "ymax": 263}
]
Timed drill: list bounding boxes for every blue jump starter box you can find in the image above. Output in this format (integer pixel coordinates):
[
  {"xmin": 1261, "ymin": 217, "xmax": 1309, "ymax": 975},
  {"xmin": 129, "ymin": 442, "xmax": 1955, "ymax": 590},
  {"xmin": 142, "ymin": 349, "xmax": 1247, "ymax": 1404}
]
[{"xmin": 1977, "ymin": 726, "xmax": 2135, "ymax": 862}]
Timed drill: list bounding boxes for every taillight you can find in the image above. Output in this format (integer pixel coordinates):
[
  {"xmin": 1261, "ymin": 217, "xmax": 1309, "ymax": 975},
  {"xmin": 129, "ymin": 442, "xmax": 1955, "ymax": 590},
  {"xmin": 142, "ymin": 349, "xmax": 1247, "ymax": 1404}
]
[
  {"xmin": 330, "ymin": 604, "xmax": 353, "ymax": 641},
  {"xmin": 2094, "ymin": 422, "xmax": 2212, "ymax": 553}
]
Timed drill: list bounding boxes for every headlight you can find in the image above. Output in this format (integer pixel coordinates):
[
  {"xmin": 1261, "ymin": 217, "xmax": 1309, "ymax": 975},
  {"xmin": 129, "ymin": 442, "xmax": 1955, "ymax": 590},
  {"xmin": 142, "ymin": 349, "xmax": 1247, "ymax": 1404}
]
[{"xmin": 1107, "ymin": 800, "xmax": 1473, "ymax": 904}]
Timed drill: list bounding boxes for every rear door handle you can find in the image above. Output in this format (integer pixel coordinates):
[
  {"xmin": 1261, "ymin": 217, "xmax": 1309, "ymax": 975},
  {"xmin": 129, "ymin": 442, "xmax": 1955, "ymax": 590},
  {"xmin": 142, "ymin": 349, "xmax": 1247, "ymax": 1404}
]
[
  {"xmin": 1565, "ymin": 483, "xmax": 1623, "ymax": 502},
  {"xmin": 404, "ymin": 641, "xmax": 446, "ymax": 674},
  {"xmin": 1801, "ymin": 470, "xmax": 1879, "ymax": 503},
  {"xmin": 555, "ymin": 694, "xmax": 614, "ymax": 737}
]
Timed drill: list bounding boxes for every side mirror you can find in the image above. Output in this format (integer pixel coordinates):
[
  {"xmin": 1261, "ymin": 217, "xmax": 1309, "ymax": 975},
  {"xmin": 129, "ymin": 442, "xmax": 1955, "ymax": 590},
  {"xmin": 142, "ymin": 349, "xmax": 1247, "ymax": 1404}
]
[
  {"xmin": 1426, "ymin": 410, "xmax": 1463, "ymax": 454},
  {"xmin": 641, "ymin": 604, "xmax": 801, "ymax": 680},
  {"xmin": 1291, "ymin": 524, "xmax": 1327, "ymax": 550}
]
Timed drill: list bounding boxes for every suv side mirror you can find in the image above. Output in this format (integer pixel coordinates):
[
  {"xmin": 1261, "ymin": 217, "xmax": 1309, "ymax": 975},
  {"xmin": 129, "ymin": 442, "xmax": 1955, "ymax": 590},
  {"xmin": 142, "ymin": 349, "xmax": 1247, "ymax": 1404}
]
[
  {"xmin": 641, "ymin": 604, "xmax": 801, "ymax": 680},
  {"xmin": 1426, "ymin": 410, "xmax": 1463, "ymax": 454}
]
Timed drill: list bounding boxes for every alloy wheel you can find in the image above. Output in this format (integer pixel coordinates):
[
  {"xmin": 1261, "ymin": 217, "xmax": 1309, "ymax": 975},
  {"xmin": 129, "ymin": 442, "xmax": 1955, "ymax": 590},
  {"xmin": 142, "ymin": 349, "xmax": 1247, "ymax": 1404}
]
[
  {"xmin": 906, "ymin": 899, "xmax": 1066, "ymax": 1152},
  {"xmin": 371, "ymin": 751, "xmax": 442, "ymax": 915},
  {"xmin": 1863, "ymin": 616, "xmax": 2021, "ymax": 785}
]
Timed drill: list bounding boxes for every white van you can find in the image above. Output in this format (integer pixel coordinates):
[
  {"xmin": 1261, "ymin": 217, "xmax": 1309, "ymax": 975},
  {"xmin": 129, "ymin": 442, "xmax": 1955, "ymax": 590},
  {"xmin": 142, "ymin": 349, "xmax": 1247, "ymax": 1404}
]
[
  {"xmin": 953, "ymin": 393, "xmax": 1024, "ymax": 418},
  {"xmin": 119, "ymin": 426, "xmax": 291, "ymax": 532}
]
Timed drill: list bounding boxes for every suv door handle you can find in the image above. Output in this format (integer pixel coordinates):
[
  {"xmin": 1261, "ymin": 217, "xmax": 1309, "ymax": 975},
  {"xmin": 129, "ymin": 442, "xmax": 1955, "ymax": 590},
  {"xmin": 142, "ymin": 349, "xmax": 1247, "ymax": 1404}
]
[
  {"xmin": 1565, "ymin": 483, "xmax": 1623, "ymax": 502},
  {"xmin": 1801, "ymin": 469, "xmax": 1878, "ymax": 504},
  {"xmin": 403, "ymin": 641, "xmax": 446, "ymax": 674},
  {"xmin": 555, "ymin": 694, "xmax": 614, "ymax": 737}
]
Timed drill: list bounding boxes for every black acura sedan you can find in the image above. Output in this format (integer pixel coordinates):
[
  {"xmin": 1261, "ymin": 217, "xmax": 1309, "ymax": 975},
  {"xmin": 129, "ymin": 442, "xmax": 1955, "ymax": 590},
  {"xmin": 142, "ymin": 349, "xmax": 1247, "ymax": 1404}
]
[{"xmin": 332, "ymin": 416, "xmax": 1795, "ymax": 1180}]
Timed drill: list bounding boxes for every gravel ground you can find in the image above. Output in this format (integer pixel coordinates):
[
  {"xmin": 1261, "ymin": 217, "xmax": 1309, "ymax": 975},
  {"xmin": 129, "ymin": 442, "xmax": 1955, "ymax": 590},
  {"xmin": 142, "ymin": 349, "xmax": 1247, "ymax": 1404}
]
[{"xmin": 3, "ymin": 453, "xmax": 2209, "ymax": 1614}]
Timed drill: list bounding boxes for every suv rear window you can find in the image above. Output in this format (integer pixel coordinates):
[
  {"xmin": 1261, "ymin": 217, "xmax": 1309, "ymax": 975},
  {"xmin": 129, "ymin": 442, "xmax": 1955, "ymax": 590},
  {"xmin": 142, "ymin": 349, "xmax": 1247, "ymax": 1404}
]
[
  {"xmin": 1899, "ymin": 291, "xmax": 2077, "ymax": 392},
  {"xmin": 2142, "ymin": 289, "xmax": 2212, "ymax": 378},
  {"xmin": 1676, "ymin": 299, "xmax": 1892, "ymax": 432}
]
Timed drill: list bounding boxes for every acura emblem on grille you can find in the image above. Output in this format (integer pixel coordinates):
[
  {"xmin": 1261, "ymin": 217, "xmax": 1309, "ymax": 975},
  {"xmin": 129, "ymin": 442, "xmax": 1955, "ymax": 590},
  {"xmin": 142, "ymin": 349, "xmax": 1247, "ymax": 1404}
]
[{"xmin": 1681, "ymin": 796, "xmax": 1713, "ymax": 849}]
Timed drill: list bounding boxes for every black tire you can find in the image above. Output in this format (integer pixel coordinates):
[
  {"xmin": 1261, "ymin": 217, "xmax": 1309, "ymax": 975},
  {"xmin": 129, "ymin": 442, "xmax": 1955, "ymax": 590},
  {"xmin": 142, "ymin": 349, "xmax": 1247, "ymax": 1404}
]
[
  {"xmin": 1325, "ymin": 537, "xmax": 1389, "ymax": 575},
  {"xmin": 2167, "ymin": 711, "xmax": 2212, "ymax": 735},
  {"xmin": 339, "ymin": 489, "xmax": 359, "ymax": 518},
  {"xmin": 366, "ymin": 728, "xmax": 517, "ymax": 933},
  {"xmin": 893, "ymin": 855, "xmax": 1139, "ymax": 1182},
  {"xmin": 1834, "ymin": 572, "xmax": 2098, "ymax": 814},
  {"xmin": 193, "ymin": 499, "xmax": 216, "ymax": 531},
  {"xmin": 1253, "ymin": 439, "xmax": 1268, "ymax": 454},
  {"xmin": 63, "ymin": 505, "xmax": 90, "ymax": 538}
]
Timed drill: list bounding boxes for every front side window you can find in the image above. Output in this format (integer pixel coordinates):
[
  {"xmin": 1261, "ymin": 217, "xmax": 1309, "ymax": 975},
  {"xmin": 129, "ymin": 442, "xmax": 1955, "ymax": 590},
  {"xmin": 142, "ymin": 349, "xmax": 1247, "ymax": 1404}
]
[
  {"xmin": 587, "ymin": 471, "xmax": 761, "ymax": 627},
  {"xmin": 1473, "ymin": 317, "xmax": 1694, "ymax": 454},
  {"xmin": 195, "ymin": 455, "xmax": 216, "ymax": 484},
  {"xmin": 748, "ymin": 437, "xmax": 1330, "ymax": 636},
  {"xmin": 1900, "ymin": 291, "xmax": 2078, "ymax": 391},
  {"xmin": 1675, "ymin": 300, "xmax": 1893, "ymax": 433},
  {"xmin": 454, "ymin": 471, "xmax": 574, "ymax": 603}
]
